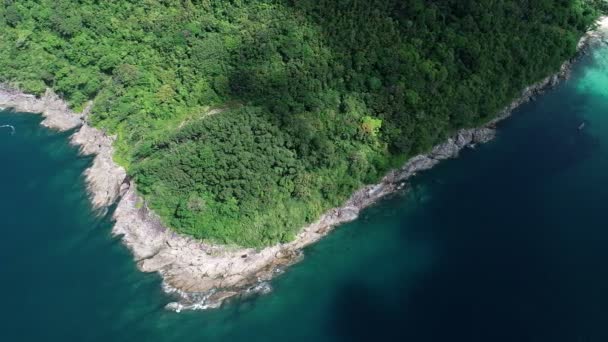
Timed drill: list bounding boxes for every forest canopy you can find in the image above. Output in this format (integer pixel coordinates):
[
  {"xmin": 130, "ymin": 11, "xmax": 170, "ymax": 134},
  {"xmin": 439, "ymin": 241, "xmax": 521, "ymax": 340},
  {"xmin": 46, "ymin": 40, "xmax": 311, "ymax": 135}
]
[{"xmin": 0, "ymin": 0, "xmax": 601, "ymax": 246}]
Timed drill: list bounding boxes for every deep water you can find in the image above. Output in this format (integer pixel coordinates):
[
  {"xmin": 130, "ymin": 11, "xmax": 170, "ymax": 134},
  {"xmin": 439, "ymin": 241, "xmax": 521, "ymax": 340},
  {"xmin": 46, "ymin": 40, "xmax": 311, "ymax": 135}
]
[{"xmin": 2, "ymin": 45, "xmax": 608, "ymax": 341}]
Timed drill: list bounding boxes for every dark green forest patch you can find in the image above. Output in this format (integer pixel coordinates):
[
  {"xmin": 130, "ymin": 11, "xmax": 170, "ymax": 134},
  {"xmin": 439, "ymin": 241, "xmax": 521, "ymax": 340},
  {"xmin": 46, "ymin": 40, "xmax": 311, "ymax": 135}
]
[{"xmin": 0, "ymin": 0, "xmax": 601, "ymax": 246}]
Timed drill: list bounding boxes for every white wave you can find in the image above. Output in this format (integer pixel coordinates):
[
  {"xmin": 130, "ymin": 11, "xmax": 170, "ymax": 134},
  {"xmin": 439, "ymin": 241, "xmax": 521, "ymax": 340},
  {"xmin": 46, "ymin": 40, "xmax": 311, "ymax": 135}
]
[{"xmin": 162, "ymin": 279, "xmax": 274, "ymax": 313}]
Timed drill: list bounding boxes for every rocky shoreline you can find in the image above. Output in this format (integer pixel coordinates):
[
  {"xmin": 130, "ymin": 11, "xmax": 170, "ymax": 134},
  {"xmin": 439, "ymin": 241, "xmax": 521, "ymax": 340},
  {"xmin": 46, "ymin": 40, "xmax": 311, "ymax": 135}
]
[{"xmin": 1, "ymin": 17, "xmax": 606, "ymax": 312}]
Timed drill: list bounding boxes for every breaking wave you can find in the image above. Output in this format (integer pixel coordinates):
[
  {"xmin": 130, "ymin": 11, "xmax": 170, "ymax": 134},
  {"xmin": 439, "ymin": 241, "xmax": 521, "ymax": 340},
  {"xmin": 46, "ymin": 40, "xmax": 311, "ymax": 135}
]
[{"xmin": 162, "ymin": 280, "xmax": 274, "ymax": 313}]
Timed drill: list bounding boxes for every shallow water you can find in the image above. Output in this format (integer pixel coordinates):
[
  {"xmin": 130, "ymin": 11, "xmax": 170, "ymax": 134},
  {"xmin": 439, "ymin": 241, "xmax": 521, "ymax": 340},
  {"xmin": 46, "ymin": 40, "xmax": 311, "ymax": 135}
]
[{"xmin": 1, "ymin": 45, "xmax": 608, "ymax": 341}]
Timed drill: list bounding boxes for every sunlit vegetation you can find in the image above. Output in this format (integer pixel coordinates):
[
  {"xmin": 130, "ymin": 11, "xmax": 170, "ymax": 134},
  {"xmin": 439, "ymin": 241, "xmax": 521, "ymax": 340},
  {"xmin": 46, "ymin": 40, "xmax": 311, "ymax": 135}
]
[{"xmin": 0, "ymin": 0, "xmax": 601, "ymax": 246}]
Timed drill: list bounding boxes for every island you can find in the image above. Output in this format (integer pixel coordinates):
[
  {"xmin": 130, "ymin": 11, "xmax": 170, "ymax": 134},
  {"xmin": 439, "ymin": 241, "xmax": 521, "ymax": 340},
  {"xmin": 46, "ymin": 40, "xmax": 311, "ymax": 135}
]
[{"xmin": 1, "ymin": 0, "xmax": 607, "ymax": 310}]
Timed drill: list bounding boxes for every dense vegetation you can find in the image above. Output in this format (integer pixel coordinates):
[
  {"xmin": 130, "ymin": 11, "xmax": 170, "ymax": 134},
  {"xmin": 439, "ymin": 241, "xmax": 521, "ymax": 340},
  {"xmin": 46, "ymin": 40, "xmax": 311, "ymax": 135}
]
[{"xmin": 0, "ymin": 0, "xmax": 601, "ymax": 246}]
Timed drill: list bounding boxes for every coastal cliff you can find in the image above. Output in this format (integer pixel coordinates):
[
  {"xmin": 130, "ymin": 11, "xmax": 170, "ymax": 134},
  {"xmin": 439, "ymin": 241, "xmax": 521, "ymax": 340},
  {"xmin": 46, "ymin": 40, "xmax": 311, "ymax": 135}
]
[{"xmin": 1, "ymin": 17, "xmax": 606, "ymax": 312}]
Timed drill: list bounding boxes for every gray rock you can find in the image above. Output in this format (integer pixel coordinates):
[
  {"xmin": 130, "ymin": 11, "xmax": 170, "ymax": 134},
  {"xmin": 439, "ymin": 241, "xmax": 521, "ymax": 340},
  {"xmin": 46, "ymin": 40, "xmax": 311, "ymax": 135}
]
[{"xmin": 472, "ymin": 128, "xmax": 496, "ymax": 144}]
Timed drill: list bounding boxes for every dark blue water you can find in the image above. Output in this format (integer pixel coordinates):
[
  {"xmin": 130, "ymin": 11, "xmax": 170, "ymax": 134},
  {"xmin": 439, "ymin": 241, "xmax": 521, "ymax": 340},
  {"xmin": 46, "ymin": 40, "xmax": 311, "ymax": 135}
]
[{"xmin": 1, "ymin": 45, "xmax": 607, "ymax": 341}]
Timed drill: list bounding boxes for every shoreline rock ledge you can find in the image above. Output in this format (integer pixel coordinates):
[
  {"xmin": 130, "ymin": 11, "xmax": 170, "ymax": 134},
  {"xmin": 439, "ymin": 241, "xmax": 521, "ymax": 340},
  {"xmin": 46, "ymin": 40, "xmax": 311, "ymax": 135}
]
[{"xmin": 1, "ymin": 17, "xmax": 607, "ymax": 312}]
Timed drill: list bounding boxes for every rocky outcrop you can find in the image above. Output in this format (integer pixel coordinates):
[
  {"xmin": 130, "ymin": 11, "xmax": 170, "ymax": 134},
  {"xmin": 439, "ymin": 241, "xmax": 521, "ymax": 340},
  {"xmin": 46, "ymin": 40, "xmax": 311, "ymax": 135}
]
[
  {"xmin": 2, "ymin": 16, "xmax": 606, "ymax": 313},
  {"xmin": 71, "ymin": 125, "xmax": 127, "ymax": 208},
  {"xmin": 0, "ymin": 87, "xmax": 126, "ymax": 209},
  {"xmin": 0, "ymin": 88, "xmax": 83, "ymax": 131}
]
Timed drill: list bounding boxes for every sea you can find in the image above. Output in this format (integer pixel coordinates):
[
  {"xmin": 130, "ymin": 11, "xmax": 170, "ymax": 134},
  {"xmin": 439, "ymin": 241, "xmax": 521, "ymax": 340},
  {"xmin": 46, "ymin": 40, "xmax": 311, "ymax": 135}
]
[{"xmin": 1, "ymin": 43, "xmax": 608, "ymax": 341}]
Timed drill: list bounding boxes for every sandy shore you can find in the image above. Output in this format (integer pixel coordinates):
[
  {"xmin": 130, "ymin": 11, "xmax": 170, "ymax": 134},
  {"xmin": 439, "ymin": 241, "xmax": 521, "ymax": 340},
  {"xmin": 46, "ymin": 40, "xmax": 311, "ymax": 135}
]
[{"xmin": 1, "ymin": 17, "xmax": 607, "ymax": 312}]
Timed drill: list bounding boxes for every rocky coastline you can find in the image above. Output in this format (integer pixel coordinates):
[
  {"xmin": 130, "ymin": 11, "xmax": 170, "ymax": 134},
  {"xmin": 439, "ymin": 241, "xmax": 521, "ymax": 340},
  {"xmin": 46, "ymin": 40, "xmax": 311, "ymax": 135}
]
[{"xmin": 1, "ymin": 17, "xmax": 606, "ymax": 312}]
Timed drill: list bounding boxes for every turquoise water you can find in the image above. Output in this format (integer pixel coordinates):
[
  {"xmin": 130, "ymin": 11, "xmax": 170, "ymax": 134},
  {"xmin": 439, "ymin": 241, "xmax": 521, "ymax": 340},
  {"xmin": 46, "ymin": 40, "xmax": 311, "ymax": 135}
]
[{"xmin": 1, "ymin": 45, "xmax": 608, "ymax": 341}]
